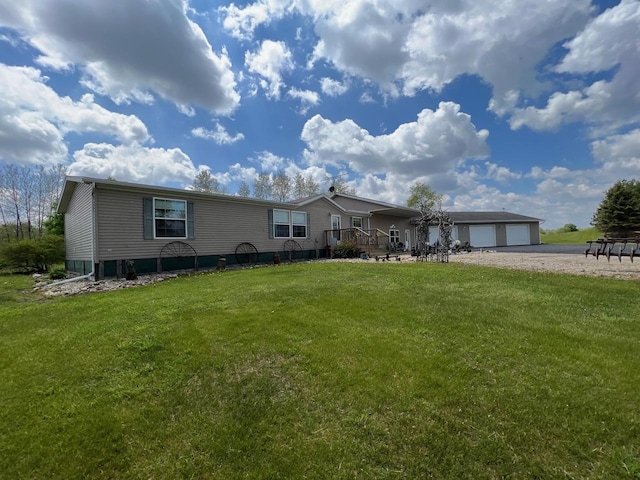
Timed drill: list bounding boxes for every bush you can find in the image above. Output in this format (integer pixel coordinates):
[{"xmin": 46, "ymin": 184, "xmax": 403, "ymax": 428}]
[
  {"xmin": 332, "ymin": 240, "xmax": 360, "ymax": 258},
  {"xmin": 49, "ymin": 268, "xmax": 67, "ymax": 280},
  {"xmin": 0, "ymin": 235, "xmax": 65, "ymax": 273}
]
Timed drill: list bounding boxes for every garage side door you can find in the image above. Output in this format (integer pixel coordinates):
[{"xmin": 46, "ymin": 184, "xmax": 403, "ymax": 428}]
[
  {"xmin": 506, "ymin": 224, "xmax": 530, "ymax": 246},
  {"xmin": 470, "ymin": 225, "xmax": 496, "ymax": 248}
]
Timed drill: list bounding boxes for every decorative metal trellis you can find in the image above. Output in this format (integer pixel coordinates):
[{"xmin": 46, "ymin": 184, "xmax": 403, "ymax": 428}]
[{"xmin": 416, "ymin": 207, "xmax": 455, "ymax": 263}]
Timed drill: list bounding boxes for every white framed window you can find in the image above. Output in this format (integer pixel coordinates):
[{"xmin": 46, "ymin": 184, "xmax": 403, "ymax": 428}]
[
  {"xmin": 274, "ymin": 209, "xmax": 291, "ymax": 238},
  {"xmin": 154, "ymin": 198, "xmax": 187, "ymax": 238},
  {"xmin": 292, "ymin": 212, "xmax": 307, "ymax": 238},
  {"xmin": 352, "ymin": 216, "xmax": 363, "ymax": 228},
  {"xmin": 389, "ymin": 229, "xmax": 400, "ymax": 243},
  {"xmin": 272, "ymin": 209, "xmax": 308, "ymax": 238}
]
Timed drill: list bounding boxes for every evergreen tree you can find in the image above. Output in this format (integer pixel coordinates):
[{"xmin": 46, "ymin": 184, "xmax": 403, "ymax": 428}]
[{"xmin": 591, "ymin": 179, "xmax": 640, "ymax": 236}]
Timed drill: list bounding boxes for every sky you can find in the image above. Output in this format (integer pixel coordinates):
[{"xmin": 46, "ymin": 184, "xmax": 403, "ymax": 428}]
[{"xmin": 0, "ymin": 0, "xmax": 638, "ymax": 228}]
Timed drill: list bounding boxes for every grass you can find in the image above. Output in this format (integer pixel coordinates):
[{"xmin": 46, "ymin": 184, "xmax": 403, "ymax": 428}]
[
  {"xmin": 542, "ymin": 227, "xmax": 602, "ymax": 244},
  {"xmin": 1, "ymin": 263, "xmax": 639, "ymax": 479}
]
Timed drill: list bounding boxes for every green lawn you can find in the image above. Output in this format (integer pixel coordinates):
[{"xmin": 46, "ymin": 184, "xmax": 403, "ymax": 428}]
[
  {"xmin": 1, "ymin": 263, "xmax": 639, "ymax": 479},
  {"xmin": 542, "ymin": 227, "xmax": 602, "ymax": 244}
]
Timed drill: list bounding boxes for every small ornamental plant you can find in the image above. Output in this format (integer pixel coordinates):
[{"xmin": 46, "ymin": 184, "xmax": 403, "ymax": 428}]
[{"xmin": 332, "ymin": 239, "xmax": 360, "ymax": 258}]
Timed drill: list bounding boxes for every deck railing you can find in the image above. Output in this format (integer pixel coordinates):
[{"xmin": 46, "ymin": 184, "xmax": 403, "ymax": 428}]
[{"xmin": 324, "ymin": 228, "xmax": 393, "ymax": 255}]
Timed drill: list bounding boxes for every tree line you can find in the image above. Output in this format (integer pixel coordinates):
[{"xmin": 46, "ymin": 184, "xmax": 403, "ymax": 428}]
[
  {"xmin": 0, "ymin": 163, "xmax": 67, "ymax": 243},
  {"xmin": 192, "ymin": 170, "xmax": 355, "ymax": 200}
]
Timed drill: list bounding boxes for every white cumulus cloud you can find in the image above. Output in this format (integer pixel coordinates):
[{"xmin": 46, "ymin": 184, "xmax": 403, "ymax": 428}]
[
  {"xmin": 68, "ymin": 143, "xmax": 198, "ymax": 186},
  {"xmin": 0, "ymin": 64, "xmax": 149, "ymax": 165},
  {"xmin": 245, "ymin": 40, "xmax": 294, "ymax": 100},
  {"xmin": 0, "ymin": 0, "xmax": 240, "ymax": 114},
  {"xmin": 301, "ymin": 101, "xmax": 489, "ymax": 176},
  {"xmin": 507, "ymin": 0, "xmax": 640, "ymax": 134},
  {"xmin": 192, "ymin": 123, "xmax": 245, "ymax": 145}
]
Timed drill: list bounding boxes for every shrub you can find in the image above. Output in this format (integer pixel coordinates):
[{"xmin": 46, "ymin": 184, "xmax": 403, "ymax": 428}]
[
  {"xmin": 0, "ymin": 235, "xmax": 65, "ymax": 273},
  {"xmin": 49, "ymin": 268, "xmax": 67, "ymax": 280},
  {"xmin": 332, "ymin": 240, "xmax": 360, "ymax": 258}
]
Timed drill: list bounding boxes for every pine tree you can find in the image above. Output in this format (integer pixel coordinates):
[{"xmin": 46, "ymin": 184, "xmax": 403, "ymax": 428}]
[{"xmin": 592, "ymin": 179, "xmax": 640, "ymax": 236}]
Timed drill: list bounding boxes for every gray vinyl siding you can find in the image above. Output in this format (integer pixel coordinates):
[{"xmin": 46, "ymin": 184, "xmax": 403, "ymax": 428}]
[
  {"xmin": 94, "ymin": 186, "xmax": 322, "ymax": 260},
  {"xmin": 529, "ymin": 223, "xmax": 541, "ymax": 244},
  {"xmin": 301, "ymin": 199, "xmax": 345, "ymax": 248},
  {"xmin": 371, "ymin": 214, "xmax": 413, "ymax": 236},
  {"xmin": 64, "ymin": 183, "xmax": 94, "ymax": 261}
]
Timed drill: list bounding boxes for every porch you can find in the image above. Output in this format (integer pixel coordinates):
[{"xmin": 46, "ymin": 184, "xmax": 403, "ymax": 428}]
[{"xmin": 324, "ymin": 227, "xmax": 406, "ymax": 257}]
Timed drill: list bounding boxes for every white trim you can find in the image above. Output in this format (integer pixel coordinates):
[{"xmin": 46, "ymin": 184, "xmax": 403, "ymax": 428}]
[
  {"xmin": 153, "ymin": 197, "xmax": 187, "ymax": 239},
  {"xmin": 274, "ymin": 208, "xmax": 308, "ymax": 238}
]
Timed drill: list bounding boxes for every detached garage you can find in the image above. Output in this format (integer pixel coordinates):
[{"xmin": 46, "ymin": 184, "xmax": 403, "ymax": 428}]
[
  {"xmin": 469, "ymin": 225, "xmax": 496, "ymax": 248},
  {"xmin": 446, "ymin": 211, "xmax": 542, "ymax": 248},
  {"xmin": 506, "ymin": 224, "xmax": 531, "ymax": 246}
]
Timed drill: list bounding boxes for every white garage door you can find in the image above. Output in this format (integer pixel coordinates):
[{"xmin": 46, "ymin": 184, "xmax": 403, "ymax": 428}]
[
  {"xmin": 428, "ymin": 226, "xmax": 439, "ymax": 243},
  {"xmin": 470, "ymin": 225, "xmax": 496, "ymax": 248},
  {"xmin": 428, "ymin": 226, "xmax": 458, "ymax": 244},
  {"xmin": 506, "ymin": 224, "xmax": 530, "ymax": 246}
]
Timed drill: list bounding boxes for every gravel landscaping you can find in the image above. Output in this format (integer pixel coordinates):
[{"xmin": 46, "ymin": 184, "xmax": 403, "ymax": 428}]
[{"xmin": 34, "ymin": 249, "xmax": 640, "ymax": 298}]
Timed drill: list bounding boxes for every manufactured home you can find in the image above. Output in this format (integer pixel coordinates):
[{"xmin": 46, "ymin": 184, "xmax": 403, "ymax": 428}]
[
  {"xmin": 57, "ymin": 177, "xmax": 542, "ymax": 279},
  {"xmin": 57, "ymin": 177, "xmax": 420, "ymax": 278}
]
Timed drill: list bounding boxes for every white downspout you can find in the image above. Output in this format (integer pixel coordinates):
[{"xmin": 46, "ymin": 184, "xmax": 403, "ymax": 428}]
[{"xmin": 44, "ymin": 182, "xmax": 96, "ymax": 288}]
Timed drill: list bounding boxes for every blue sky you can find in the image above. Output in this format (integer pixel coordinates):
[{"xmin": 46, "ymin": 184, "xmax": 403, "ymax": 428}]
[{"xmin": 1, "ymin": 0, "xmax": 638, "ymax": 228}]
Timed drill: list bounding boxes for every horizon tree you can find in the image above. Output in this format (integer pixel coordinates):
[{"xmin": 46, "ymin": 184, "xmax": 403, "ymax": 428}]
[
  {"xmin": 591, "ymin": 179, "xmax": 640, "ymax": 236},
  {"xmin": 253, "ymin": 172, "xmax": 273, "ymax": 200},
  {"xmin": 406, "ymin": 181, "xmax": 443, "ymax": 211},
  {"xmin": 237, "ymin": 180, "xmax": 251, "ymax": 197},
  {"xmin": 272, "ymin": 170, "xmax": 292, "ymax": 202},
  {"xmin": 192, "ymin": 169, "xmax": 221, "ymax": 193}
]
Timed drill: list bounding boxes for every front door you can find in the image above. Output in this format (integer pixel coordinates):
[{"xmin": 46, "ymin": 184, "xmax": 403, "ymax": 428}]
[
  {"xmin": 404, "ymin": 229, "xmax": 411, "ymax": 251},
  {"xmin": 331, "ymin": 215, "xmax": 341, "ymax": 243}
]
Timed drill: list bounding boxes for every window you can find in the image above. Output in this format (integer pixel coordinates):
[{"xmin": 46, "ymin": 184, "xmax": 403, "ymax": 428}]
[
  {"xmin": 352, "ymin": 216, "xmax": 363, "ymax": 228},
  {"xmin": 389, "ymin": 229, "xmax": 400, "ymax": 243},
  {"xmin": 274, "ymin": 209, "xmax": 291, "ymax": 237},
  {"xmin": 154, "ymin": 198, "xmax": 186, "ymax": 238},
  {"xmin": 272, "ymin": 209, "xmax": 308, "ymax": 238},
  {"xmin": 292, "ymin": 212, "xmax": 307, "ymax": 238}
]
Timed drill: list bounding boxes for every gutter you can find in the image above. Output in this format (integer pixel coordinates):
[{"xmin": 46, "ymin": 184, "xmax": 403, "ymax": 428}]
[{"xmin": 44, "ymin": 182, "xmax": 96, "ymax": 288}]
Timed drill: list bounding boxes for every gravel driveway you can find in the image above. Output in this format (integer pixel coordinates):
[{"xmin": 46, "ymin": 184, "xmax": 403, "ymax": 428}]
[{"xmin": 446, "ymin": 244, "xmax": 640, "ymax": 281}]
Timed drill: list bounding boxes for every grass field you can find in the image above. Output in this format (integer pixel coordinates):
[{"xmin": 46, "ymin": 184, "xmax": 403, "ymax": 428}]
[
  {"xmin": 1, "ymin": 263, "xmax": 639, "ymax": 479},
  {"xmin": 541, "ymin": 227, "xmax": 602, "ymax": 244}
]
